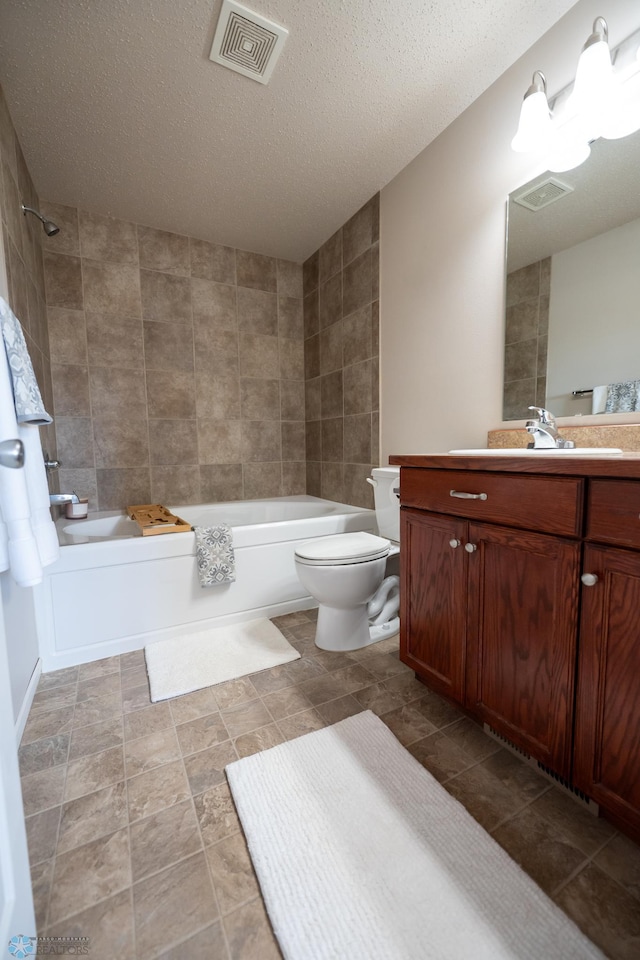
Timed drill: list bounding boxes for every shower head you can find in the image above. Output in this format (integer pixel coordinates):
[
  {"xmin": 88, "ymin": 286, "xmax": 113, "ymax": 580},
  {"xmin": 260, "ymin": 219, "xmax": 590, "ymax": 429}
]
[{"xmin": 21, "ymin": 203, "xmax": 60, "ymax": 237}]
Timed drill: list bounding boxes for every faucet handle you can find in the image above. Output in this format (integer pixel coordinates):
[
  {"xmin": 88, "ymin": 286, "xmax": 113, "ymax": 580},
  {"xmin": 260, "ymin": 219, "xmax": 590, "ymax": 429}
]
[{"xmin": 527, "ymin": 405, "xmax": 556, "ymax": 425}]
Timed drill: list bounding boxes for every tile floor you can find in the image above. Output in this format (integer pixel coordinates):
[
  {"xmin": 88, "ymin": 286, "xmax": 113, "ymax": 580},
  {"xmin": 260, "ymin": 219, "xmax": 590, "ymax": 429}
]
[{"xmin": 19, "ymin": 610, "xmax": 640, "ymax": 960}]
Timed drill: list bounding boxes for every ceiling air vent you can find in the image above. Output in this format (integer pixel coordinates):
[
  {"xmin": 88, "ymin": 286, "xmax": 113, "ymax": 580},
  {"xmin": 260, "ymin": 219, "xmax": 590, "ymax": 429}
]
[
  {"xmin": 209, "ymin": 0, "xmax": 288, "ymax": 85},
  {"xmin": 512, "ymin": 177, "xmax": 574, "ymax": 212}
]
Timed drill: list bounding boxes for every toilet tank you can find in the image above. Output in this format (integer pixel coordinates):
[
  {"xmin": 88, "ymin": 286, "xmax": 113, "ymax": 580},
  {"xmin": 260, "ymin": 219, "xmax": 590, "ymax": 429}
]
[{"xmin": 371, "ymin": 467, "xmax": 400, "ymax": 542}]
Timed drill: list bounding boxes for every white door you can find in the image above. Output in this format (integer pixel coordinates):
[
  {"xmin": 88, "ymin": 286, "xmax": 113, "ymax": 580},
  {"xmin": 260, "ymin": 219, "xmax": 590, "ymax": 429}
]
[{"xmin": 0, "ymin": 568, "xmax": 36, "ymax": 946}]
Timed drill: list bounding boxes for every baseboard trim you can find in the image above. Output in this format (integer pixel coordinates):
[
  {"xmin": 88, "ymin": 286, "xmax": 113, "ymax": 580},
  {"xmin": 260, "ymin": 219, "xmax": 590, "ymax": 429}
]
[{"xmin": 15, "ymin": 658, "xmax": 42, "ymax": 746}]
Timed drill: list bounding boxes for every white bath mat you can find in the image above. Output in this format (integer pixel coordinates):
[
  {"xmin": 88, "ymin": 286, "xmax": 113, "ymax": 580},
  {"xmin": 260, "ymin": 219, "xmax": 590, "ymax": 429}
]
[
  {"xmin": 226, "ymin": 710, "xmax": 605, "ymax": 960},
  {"xmin": 144, "ymin": 618, "xmax": 300, "ymax": 701}
]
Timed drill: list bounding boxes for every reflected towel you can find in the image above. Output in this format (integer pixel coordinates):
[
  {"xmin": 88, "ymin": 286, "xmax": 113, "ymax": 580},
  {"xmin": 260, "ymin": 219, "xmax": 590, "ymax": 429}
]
[
  {"xmin": 605, "ymin": 379, "xmax": 640, "ymax": 413},
  {"xmin": 0, "ymin": 297, "xmax": 52, "ymax": 424},
  {"xmin": 194, "ymin": 524, "xmax": 235, "ymax": 587},
  {"xmin": 0, "ymin": 310, "xmax": 59, "ymax": 586},
  {"xmin": 591, "ymin": 385, "xmax": 608, "ymax": 415}
]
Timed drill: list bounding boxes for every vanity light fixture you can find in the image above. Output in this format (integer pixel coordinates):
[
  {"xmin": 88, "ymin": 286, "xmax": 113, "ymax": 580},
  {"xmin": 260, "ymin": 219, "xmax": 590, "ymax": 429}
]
[{"xmin": 512, "ymin": 16, "xmax": 640, "ymax": 171}]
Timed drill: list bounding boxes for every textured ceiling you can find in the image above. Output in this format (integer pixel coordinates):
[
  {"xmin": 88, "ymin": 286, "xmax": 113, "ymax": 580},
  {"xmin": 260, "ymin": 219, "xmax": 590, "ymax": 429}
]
[{"xmin": 0, "ymin": 0, "xmax": 578, "ymax": 260}]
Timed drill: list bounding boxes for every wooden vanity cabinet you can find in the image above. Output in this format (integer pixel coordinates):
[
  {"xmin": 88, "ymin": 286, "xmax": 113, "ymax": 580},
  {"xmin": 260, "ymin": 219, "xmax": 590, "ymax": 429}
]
[
  {"xmin": 399, "ymin": 467, "xmax": 583, "ymax": 779},
  {"xmin": 573, "ymin": 483, "xmax": 640, "ymax": 840}
]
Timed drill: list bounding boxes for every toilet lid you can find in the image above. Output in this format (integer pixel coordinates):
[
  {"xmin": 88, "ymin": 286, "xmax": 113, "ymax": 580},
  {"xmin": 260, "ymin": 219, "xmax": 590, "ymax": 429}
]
[{"xmin": 295, "ymin": 531, "xmax": 390, "ymax": 565}]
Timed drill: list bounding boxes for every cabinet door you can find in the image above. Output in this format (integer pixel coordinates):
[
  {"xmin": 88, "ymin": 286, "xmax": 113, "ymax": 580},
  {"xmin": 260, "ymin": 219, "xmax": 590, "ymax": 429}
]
[
  {"xmin": 400, "ymin": 508, "xmax": 467, "ymax": 702},
  {"xmin": 465, "ymin": 522, "xmax": 580, "ymax": 778},
  {"xmin": 574, "ymin": 545, "xmax": 640, "ymax": 839}
]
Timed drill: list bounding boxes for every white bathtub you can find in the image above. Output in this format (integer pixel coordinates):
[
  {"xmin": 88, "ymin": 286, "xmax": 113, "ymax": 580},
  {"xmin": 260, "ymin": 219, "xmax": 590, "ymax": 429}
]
[{"xmin": 35, "ymin": 496, "xmax": 376, "ymax": 671}]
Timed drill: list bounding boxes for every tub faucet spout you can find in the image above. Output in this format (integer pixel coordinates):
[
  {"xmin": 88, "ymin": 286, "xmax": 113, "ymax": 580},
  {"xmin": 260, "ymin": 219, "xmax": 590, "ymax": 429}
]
[{"xmin": 49, "ymin": 493, "xmax": 80, "ymax": 505}]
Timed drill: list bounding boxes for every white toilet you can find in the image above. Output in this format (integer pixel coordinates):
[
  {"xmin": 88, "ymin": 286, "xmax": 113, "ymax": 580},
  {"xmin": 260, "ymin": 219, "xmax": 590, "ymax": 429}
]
[{"xmin": 294, "ymin": 467, "xmax": 400, "ymax": 651}]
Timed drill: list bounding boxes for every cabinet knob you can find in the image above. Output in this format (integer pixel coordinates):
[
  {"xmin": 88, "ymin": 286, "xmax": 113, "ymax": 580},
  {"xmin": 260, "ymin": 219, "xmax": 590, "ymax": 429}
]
[
  {"xmin": 449, "ymin": 538, "xmax": 461, "ymax": 549},
  {"xmin": 464, "ymin": 542, "xmax": 477, "ymax": 553},
  {"xmin": 581, "ymin": 572, "xmax": 598, "ymax": 587}
]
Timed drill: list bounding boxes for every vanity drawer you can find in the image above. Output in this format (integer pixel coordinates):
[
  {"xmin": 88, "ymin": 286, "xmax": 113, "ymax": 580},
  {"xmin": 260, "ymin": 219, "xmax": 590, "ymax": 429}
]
[
  {"xmin": 401, "ymin": 468, "xmax": 583, "ymax": 537},
  {"xmin": 587, "ymin": 480, "xmax": 640, "ymax": 549}
]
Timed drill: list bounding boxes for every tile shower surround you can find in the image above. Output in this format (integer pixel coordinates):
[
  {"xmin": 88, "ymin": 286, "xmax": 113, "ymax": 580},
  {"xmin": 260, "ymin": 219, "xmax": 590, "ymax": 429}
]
[
  {"xmin": 41, "ymin": 205, "xmax": 310, "ymax": 511},
  {"xmin": 0, "ymin": 84, "xmax": 56, "ymax": 469},
  {"xmin": 43, "ymin": 194, "xmax": 380, "ymax": 512},
  {"xmin": 503, "ymin": 258, "xmax": 550, "ymax": 420},
  {"xmin": 303, "ymin": 195, "xmax": 380, "ymax": 510},
  {"xmin": 20, "ymin": 613, "xmax": 640, "ymax": 959}
]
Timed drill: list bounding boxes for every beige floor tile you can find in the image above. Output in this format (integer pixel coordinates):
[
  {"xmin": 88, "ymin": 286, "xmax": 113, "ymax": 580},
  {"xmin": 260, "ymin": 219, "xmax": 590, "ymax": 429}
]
[
  {"xmin": 46, "ymin": 888, "xmax": 134, "ymax": 958},
  {"xmin": 283, "ymin": 657, "xmax": 326, "ymax": 684},
  {"xmin": 30, "ymin": 683, "xmax": 77, "ymax": 716},
  {"xmin": 156, "ymin": 922, "xmax": 229, "ymax": 960},
  {"xmin": 555, "ymin": 862, "xmax": 640, "ymax": 960},
  {"xmin": 354, "ymin": 651, "xmax": 408, "ymax": 680},
  {"xmin": 383, "ymin": 670, "xmax": 431, "ymax": 704},
  {"xmin": 480, "ymin": 750, "xmax": 552, "ymax": 806},
  {"xmin": 48, "ymin": 827, "xmax": 131, "ymax": 925},
  {"xmin": 76, "ymin": 672, "xmax": 121, "ymax": 702},
  {"xmin": 37, "ymin": 666, "xmax": 79, "ymax": 691},
  {"xmin": 194, "ymin": 782, "xmax": 242, "ymax": 846},
  {"xmin": 206, "ymin": 832, "xmax": 260, "ymax": 914},
  {"xmin": 261, "ymin": 685, "xmax": 312, "ymax": 720},
  {"xmin": 379, "ymin": 700, "xmax": 439, "ymax": 747},
  {"xmin": 408, "ymin": 730, "xmax": 477, "ymax": 783},
  {"xmin": 242, "ymin": 667, "xmax": 293, "ymax": 697},
  {"xmin": 285, "ymin": 620, "xmax": 317, "ymax": 641},
  {"xmin": 214, "ymin": 676, "xmax": 263, "ymax": 709},
  {"xmin": 352, "ymin": 682, "xmax": 407, "ymax": 716},
  {"xmin": 133, "ymin": 852, "xmax": 218, "ymax": 960},
  {"xmin": 77, "ymin": 656, "xmax": 121, "ymax": 680},
  {"xmin": 21, "ymin": 707, "xmax": 75, "ymax": 746},
  {"xmin": 122, "ymin": 681, "xmax": 153, "ymax": 714},
  {"xmin": 277, "ymin": 708, "xmax": 326, "ymax": 741},
  {"xmin": 64, "ymin": 746, "xmax": 125, "ymax": 801},
  {"xmin": 491, "ymin": 805, "xmax": 588, "ymax": 896},
  {"xmin": 315, "ymin": 695, "xmax": 364, "ymax": 724},
  {"xmin": 25, "ymin": 806, "xmax": 61, "ymax": 866},
  {"xmin": 176, "ymin": 711, "xmax": 230, "ymax": 755},
  {"xmin": 120, "ymin": 664, "xmax": 149, "ymax": 691},
  {"xmin": 299, "ymin": 665, "xmax": 373, "ymax": 707},
  {"xmin": 441, "ymin": 717, "xmax": 502, "ymax": 763},
  {"xmin": 444, "ymin": 760, "xmax": 545, "ymax": 832},
  {"xmin": 119, "ymin": 649, "xmax": 146, "ymax": 671},
  {"xmin": 223, "ymin": 897, "xmax": 282, "ymax": 960},
  {"xmin": 130, "ymin": 799, "xmax": 202, "ymax": 882},
  {"xmin": 30, "ymin": 858, "xmax": 53, "ymax": 932},
  {"xmin": 125, "ymin": 726, "xmax": 181, "ymax": 777},
  {"xmin": 184, "ymin": 741, "xmax": 238, "ymax": 795},
  {"xmin": 19, "ymin": 734, "xmax": 69, "ymax": 777},
  {"xmin": 72, "ymin": 692, "xmax": 123, "ymax": 728},
  {"xmin": 68, "ymin": 717, "xmax": 123, "ymax": 761},
  {"xmin": 169, "ymin": 686, "xmax": 219, "ymax": 725},
  {"xmin": 127, "ymin": 759, "xmax": 191, "ymax": 821},
  {"xmin": 20, "ymin": 765, "xmax": 67, "ymax": 816},
  {"xmin": 309, "ymin": 650, "xmax": 357, "ymax": 672},
  {"xmin": 123, "ymin": 701, "xmax": 173, "ymax": 741},
  {"xmin": 220, "ymin": 700, "xmax": 272, "ymax": 739},
  {"xmin": 57, "ymin": 781, "xmax": 128, "ymax": 854},
  {"xmin": 594, "ymin": 833, "xmax": 640, "ymax": 900},
  {"xmin": 529, "ymin": 786, "xmax": 617, "ymax": 857},
  {"xmin": 234, "ymin": 723, "xmax": 284, "ymax": 759},
  {"xmin": 271, "ymin": 611, "xmax": 313, "ymax": 629}
]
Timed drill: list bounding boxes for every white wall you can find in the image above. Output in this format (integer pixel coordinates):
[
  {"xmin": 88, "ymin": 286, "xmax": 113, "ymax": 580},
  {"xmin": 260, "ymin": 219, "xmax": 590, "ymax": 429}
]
[
  {"xmin": 380, "ymin": 0, "xmax": 640, "ymax": 460},
  {"xmin": 547, "ymin": 217, "xmax": 640, "ymax": 415}
]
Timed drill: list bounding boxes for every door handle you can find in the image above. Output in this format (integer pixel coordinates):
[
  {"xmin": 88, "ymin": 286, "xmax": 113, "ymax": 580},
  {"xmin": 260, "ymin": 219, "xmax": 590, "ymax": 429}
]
[
  {"xmin": 450, "ymin": 490, "xmax": 487, "ymax": 501},
  {"xmin": 0, "ymin": 439, "xmax": 24, "ymax": 469}
]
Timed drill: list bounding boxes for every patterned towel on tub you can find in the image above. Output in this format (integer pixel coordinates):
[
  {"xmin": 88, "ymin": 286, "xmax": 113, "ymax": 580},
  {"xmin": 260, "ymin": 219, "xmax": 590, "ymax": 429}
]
[{"xmin": 194, "ymin": 524, "xmax": 236, "ymax": 586}]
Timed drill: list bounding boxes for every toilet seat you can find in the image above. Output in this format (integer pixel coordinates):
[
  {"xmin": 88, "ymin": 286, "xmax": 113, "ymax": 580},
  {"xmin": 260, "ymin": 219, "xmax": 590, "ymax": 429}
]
[{"xmin": 295, "ymin": 531, "xmax": 390, "ymax": 566}]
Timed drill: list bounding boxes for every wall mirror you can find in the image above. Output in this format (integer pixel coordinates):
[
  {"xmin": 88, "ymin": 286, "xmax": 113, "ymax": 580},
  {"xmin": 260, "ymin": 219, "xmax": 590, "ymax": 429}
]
[{"xmin": 503, "ymin": 127, "xmax": 640, "ymax": 421}]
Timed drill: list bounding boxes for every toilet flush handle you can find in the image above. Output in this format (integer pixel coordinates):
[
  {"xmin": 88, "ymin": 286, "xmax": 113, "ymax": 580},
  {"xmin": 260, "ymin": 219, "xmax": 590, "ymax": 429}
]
[{"xmin": 366, "ymin": 477, "xmax": 377, "ymax": 488}]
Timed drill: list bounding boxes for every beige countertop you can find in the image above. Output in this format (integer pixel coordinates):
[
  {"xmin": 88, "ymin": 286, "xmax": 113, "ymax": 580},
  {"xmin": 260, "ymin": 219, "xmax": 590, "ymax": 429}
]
[{"xmin": 389, "ymin": 452, "xmax": 640, "ymax": 479}]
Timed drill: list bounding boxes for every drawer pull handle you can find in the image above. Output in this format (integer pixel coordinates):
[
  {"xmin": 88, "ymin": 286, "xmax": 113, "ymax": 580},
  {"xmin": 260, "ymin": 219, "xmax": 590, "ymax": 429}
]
[
  {"xmin": 465, "ymin": 542, "xmax": 477, "ymax": 553},
  {"xmin": 450, "ymin": 490, "xmax": 488, "ymax": 501},
  {"xmin": 581, "ymin": 573, "xmax": 598, "ymax": 587},
  {"xmin": 449, "ymin": 538, "xmax": 461, "ymax": 549}
]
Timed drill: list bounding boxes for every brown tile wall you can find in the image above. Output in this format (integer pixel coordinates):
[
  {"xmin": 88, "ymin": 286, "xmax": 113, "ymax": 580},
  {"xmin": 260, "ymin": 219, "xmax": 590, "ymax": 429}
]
[
  {"xmin": 504, "ymin": 259, "xmax": 549, "ymax": 420},
  {"xmin": 41, "ymin": 203, "xmax": 305, "ymax": 510},
  {"xmin": 0, "ymin": 83, "xmax": 56, "ymax": 468},
  {"xmin": 303, "ymin": 195, "xmax": 380, "ymax": 509}
]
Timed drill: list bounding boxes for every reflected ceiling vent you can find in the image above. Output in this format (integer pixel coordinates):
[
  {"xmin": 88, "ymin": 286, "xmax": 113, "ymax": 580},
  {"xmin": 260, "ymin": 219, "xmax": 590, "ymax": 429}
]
[
  {"xmin": 209, "ymin": 0, "xmax": 288, "ymax": 84},
  {"xmin": 512, "ymin": 177, "xmax": 574, "ymax": 212}
]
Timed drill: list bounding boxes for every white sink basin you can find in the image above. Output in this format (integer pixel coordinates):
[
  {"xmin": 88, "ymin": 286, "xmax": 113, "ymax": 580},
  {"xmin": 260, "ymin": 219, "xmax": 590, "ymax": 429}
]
[{"xmin": 449, "ymin": 448, "xmax": 623, "ymax": 456}]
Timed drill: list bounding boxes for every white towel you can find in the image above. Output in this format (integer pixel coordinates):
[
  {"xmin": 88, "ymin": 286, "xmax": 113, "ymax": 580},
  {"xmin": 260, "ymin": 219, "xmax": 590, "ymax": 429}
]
[
  {"xmin": 0, "ymin": 297, "xmax": 52, "ymax": 424},
  {"xmin": 591, "ymin": 385, "xmax": 608, "ymax": 415},
  {"xmin": 0, "ymin": 313, "xmax": 59, "ymax": 586}
]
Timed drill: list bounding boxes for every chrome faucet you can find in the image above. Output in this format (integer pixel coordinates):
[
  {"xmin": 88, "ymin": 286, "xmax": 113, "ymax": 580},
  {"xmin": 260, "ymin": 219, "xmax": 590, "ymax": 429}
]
[
  {"xmin": 525, "ymin": 406, "xmax": 575, "ymax": 449},
  {"xmin": 49, "ymin": 493, "xmax": 80, "ymax": 505}
]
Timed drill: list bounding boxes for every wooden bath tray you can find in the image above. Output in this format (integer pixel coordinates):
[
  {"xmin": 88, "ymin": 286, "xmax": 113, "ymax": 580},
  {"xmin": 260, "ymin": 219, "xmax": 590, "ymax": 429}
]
[{"xmin": 127, "ymin": 504, "xmax": 191, "ymax": 536}]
